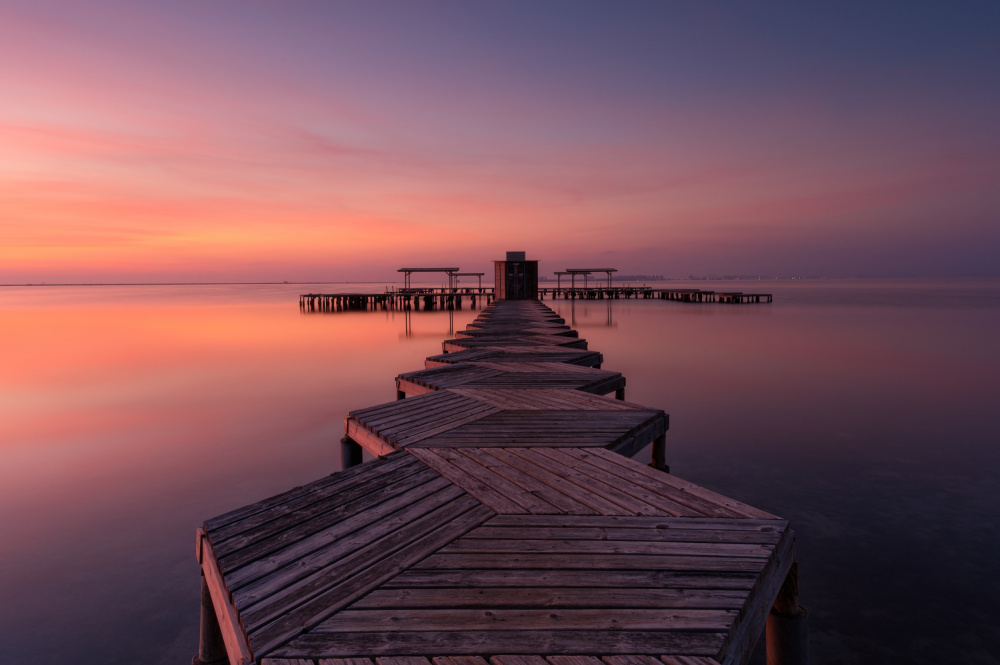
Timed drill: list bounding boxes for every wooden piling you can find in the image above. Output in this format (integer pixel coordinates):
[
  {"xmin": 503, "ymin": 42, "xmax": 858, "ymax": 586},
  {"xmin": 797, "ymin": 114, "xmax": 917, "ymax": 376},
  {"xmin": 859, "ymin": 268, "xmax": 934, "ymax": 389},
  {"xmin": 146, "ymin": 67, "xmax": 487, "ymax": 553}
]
[
  {"xmin": 192, "ymin": 572, "xmax": 228, "ymax": 665},
  {"xmin": 767, "ymin": 560, "xmax": 809, "ymax": 665},
  {"xmin": 340, "ymin": 436, "xmax": 364, "ymax": 469}
]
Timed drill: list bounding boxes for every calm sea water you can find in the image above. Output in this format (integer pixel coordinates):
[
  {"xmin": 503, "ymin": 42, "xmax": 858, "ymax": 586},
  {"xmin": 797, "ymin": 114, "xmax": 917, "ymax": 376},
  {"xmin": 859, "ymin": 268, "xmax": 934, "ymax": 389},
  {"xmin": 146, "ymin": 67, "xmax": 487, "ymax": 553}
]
[{"xmin": 1, "ymin": 279, "xmax": 998, "ymax": 664}]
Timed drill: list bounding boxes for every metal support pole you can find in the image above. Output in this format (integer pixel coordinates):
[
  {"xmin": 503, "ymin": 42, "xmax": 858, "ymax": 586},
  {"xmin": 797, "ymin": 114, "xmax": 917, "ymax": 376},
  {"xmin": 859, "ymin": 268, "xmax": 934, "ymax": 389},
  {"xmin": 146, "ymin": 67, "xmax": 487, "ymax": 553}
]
[
  {"xmin": 340, "ymin": 436, "xmax": 364, "ymax": 469},
  {"xmin": 192, "ymin": 572, "xmax": 228, "ymax": 665},
  {"xmin": 767, "ymin": 560, "xmax": 809, "ymax": 665}
]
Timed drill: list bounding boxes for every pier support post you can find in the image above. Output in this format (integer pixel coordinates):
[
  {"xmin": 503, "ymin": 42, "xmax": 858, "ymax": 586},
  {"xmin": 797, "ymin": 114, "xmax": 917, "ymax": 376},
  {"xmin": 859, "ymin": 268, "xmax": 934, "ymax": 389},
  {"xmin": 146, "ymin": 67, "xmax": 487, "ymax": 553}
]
[
  {"xmin": 340, "ymin": 436, "xmax": 364, "ymax": 469},
  {"xmin": 396, "ymin": 389, "xmax": 406, "ymax": 400},
  {"xmin": 767, "ymin": 560, "xmax": 809, "ymax": 665},
  {"xmin": 615, "ymin": 387, "xmax": 626, "ymax": 400},
  {"xmin": 192, "ymin": 572, "xmax": 228, "ymax": 665},
  {"xmin": 650, "ymin": 433, "xmax": 668, "ymax": 472}
]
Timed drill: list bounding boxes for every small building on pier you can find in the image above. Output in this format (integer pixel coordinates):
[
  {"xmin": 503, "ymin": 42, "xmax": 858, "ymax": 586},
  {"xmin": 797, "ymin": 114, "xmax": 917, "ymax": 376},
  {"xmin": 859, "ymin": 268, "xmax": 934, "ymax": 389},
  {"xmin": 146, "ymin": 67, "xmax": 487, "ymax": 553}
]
[{"xmin": 494, "ymin": 250, "xmax": 539, "ymax": 300}]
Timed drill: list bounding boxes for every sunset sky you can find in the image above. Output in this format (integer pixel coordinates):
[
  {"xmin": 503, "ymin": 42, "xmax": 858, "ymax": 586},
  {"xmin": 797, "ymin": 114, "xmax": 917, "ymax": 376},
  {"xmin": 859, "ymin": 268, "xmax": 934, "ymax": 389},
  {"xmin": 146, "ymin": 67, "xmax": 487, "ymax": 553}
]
[{"xmin": 2, "ymin": 1, "xmax": 999, "ymax": 282}]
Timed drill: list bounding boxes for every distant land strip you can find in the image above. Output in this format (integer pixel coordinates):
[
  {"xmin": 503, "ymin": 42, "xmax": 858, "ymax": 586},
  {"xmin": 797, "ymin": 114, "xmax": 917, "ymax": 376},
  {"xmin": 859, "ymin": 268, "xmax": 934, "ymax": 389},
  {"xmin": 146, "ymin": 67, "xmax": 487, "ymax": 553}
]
[{"xmin": 0, "ymin": 281, "xmax": 391, "ymax": 287}]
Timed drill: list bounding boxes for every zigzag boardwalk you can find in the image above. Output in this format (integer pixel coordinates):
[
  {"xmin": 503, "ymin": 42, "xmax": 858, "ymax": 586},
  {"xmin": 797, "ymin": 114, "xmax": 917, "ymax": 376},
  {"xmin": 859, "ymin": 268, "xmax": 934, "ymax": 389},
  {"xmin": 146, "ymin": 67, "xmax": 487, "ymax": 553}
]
[{"xmin": 194, "ymin": 299, "xmax": 805, "ymax": 665}]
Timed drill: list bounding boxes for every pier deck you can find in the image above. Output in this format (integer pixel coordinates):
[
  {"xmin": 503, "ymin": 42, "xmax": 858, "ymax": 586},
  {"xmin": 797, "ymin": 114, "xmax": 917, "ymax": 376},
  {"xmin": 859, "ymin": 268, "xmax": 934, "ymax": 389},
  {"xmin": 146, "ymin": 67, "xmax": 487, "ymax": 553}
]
[
  {"xmin": 345, "ymin": 388, "xmax": 665, "ymax": 458},
  {"xmin": 425, "ymin": 347, "xmax": 604, "ymax": 369},
  {"xmin": 197, "ymin": 297, "xmax": 799, "ymax": 665},
  {"xmin": 198, "ymin": 447, "xmax": 790, "ymax": 665},
  {"xmin": 396, "ymin": 362, "xmax": 625, "ymax": 399},
  {"xmin": 443, "ymin": 335, "xmax": 589, "ymax": 353}
]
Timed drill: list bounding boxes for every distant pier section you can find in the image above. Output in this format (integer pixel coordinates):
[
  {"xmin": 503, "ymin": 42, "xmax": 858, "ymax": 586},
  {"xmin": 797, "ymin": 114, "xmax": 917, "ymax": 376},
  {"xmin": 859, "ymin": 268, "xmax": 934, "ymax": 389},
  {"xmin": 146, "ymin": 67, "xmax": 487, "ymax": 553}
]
[
  {"xmin": 300, "ymin": 266, "xmax": 495, "ymax": 312},
  {"xmin": 300, "ymin": 262, "xmax": 771, "ymax": 312}
]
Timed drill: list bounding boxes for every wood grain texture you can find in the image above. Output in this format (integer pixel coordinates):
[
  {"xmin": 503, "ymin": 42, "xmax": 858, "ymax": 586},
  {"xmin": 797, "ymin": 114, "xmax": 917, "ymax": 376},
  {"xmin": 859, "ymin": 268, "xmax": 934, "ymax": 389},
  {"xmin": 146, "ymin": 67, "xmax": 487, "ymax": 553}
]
[
  {"xmin": 546, "ymin": 658, "xmax": 604, "ymax": 665},
  {"xmin": 247, "ymin": 501, "xmax": 495, "ymax": 657},
  {"xmin": 273, "ymin": 630, "xmax": 726, "ymax": 658},
  {"xmin": 602, "ymin": 657, "xmax": 662, "ymax": 665},
  {"xmin": 491, "ymin": 656, "xmax": 549, "ymax": 665}
]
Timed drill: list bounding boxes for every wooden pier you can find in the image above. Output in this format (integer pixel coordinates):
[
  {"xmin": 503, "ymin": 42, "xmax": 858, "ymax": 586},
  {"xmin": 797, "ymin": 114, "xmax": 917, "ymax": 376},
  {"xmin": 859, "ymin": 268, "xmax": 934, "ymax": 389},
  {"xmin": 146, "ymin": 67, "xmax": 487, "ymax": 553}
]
[
  {"xmin": 300, "ymin": 288, "xmax": 495, "ymax": 313},
  {"xmin": 299, "ymin": 286, "xmax": 771, "ymax": 313},
  {"xmin": 537, "ymin": 288, "xmax": 771, "ymax": 303},
  {"xmin": 195, "ymin": 298, "xmax": 804, "ymax": 665}
]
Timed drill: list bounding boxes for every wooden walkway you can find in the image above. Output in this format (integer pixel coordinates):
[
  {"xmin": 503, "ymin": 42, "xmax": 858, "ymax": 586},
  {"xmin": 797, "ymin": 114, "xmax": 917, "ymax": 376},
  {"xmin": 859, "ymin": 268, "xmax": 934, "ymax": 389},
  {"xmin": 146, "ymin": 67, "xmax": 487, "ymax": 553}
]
[
  {"xmin": 195, "ymin": 299, "xmax": 801, "ymax": 665},
  {"xmin": 425, "ymin": 347, "xmax": 604, "ymax": 369},
  {"xmin": 301, "ymin": 286, "xmax": 772, "ymax": 313},
  {"xmin": 396, "ymin": 362, "xmax": 625, "ymax": 400}
]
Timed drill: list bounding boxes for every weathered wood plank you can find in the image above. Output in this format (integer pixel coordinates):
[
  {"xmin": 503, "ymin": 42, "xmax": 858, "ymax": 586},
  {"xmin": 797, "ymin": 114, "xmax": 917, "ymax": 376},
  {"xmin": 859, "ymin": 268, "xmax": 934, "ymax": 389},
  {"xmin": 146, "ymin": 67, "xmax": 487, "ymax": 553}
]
[
  {"xmin": 382, "ymin": 569, "xmax": 758, "ymax": 590},
  {"xmin": 393, "ymin": 405, "xmax": 504, "ymax": 446},
  {"xmin": 602, "ymin": 657, "xmax": 662, "ymax": 665},
  {"xmin": 433, "ymin": 657, "xmax": 490, "ymax": 665},
  {"xmin": 514, "ymin": 448, "xmax": 669, "ymax": 517},
  {"xmin": 273, "ymin": 630, "xmax": 726, "ymax": 658},
  {"xmin": 376, "ymin": 658, "xmax": 432, "ymax": 665},
  {"xmin": 407, "ymin": 449, "xmax": 532, "ymax": 515},
  {"xmin": 217, "ymin": 464, "xmax": 443, "ymax": 573},
  {"xmin": 210, "ymin": 454, "xmax": 425, "ymax": 549},
  {"xmin": 365, "ymin": 400, "xmax": 491, "ymax": 436},
  {"xmin": 483, "ymin": 515, "xmax": 785, "ymax": 531},
  {"xmin": 533, "ymin": 448, "xmax": 702, "ymax": 518},
  {"xmin": 349, "ymin": 587, "xmax": 748, "ymax": 610},
  {"xmin": 492, "ymin": 656, "xmax": 549, "ymax": 665},
  {"xmin": 431, "ymin": 448, "xmax": 563, "ymax": 514},
  {"xmin": 556, "ymin": 449, "xmax": 739, "ymax": 519},
  {"xmin": 438, "ymin": 538, "xmax": 772, "ymax": 559},
  {"xmin": 245, "ymin": 501, "xmax": 495, "ymax": 656},
  {"xmin": 411, "ymin": 551, "xmax": 769, "ymax": 573},
  {"xmin": 465, "ymin": 525, "xmax": 782, "ymax": 545},
  {"xmin": 316, "ymin": 608, "xmax": 737, "ymax": 632},
  {"xmin": 425, "ymin": 348, "xmax": 603, "ymax": 369},
  {"xmin": 582, "ymin": 449, "xmax": 779, "ymax": 520},
  {"xmin": 206, "ymin": 453, "xmax": 415, "ymax": 537},
  {"xmin": 229, "ymin": 479, "xmax": 463, "ymax": 600},
  {"xmin": 460, "ymin": 448, "xmax": 599, "ymax": 515},
  {"xmin": 483, "ymin": 448, "xmax": 631, "ymax": 515},
  {"xmin": 351, "ymin": 390, "xmax": 470, "ymax": 424},
  {"xmin": 546, "ymin": 657, "xmax": 604, "ymax": 665}
]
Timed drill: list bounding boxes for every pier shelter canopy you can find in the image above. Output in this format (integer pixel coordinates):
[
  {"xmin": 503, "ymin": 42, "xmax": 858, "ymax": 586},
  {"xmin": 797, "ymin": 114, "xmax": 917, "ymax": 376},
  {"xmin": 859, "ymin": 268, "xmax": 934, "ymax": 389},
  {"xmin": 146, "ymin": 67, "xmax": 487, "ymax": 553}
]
[
  {"xmin": 565, "ymin": 268, "xmax": 618, "ymax": 289},
  {"xmin": 398, "ymin": 267, "xmax": 461, "ymax": 291},
  {"xmin": 452, "ymin": 272, "xmax": 486, "ymax": 290}
]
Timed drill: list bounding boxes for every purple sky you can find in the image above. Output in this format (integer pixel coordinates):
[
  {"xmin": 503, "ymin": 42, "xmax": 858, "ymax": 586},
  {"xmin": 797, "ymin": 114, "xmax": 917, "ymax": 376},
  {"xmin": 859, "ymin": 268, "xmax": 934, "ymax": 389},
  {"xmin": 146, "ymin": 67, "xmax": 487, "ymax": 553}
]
[{"xmin": 2, "ymin": 1, "xmax": 999, "ymax": 281}]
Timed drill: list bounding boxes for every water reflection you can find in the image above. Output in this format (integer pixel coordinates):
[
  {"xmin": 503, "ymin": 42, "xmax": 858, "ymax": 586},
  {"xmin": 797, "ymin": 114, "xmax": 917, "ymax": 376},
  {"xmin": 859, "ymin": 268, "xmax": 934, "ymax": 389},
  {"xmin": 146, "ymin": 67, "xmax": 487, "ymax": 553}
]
[
  {"xmin": 562, "ymin": 297, "xmax": 618, "ymax": 329},
  {"xmin": 0, "ymin": 285, "xmax": 484, "ymax": 664},
  {"xmin": 1, "ymin": 280, "xmax": 998, "ymax": 664},
  {"xmin": 400, "ymin": 306, "xmax": 457, "ymax": 339}
]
